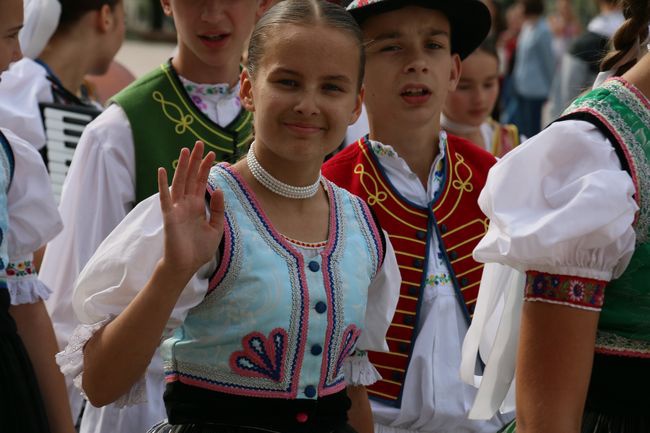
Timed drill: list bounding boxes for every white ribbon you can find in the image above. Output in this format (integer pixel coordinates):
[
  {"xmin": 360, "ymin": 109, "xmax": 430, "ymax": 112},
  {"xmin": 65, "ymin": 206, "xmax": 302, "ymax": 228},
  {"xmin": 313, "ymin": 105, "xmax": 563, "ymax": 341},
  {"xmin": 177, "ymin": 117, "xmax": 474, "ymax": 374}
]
[{"xmin": 460, "ymin": 262, "xmax": 526, "ymax": 419}]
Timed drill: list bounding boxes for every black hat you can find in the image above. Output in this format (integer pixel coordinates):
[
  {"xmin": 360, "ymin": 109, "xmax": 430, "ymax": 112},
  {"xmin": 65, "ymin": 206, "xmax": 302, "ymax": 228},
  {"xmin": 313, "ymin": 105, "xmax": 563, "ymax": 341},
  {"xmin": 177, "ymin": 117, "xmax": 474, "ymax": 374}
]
[{"xmin": 347, "ymin": 0, "xmax": 491, "ymax": 59}]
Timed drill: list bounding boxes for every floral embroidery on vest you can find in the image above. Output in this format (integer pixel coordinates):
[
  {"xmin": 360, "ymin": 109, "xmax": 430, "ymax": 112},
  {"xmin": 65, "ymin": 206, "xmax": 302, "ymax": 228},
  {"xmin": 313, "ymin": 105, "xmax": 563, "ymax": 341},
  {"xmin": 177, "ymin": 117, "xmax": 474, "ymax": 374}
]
[{"xmin": 230, "ymin": 328, "xmax": 289, "ymax": 382}]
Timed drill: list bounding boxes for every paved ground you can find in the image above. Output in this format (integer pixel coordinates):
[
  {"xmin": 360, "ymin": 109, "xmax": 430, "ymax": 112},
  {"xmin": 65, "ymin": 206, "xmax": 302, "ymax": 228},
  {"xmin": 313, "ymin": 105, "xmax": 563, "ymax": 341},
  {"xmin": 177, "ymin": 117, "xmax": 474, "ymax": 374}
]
[{"xmin": 114, "ymin": 38, "xmax": 177, "ymax": 78}]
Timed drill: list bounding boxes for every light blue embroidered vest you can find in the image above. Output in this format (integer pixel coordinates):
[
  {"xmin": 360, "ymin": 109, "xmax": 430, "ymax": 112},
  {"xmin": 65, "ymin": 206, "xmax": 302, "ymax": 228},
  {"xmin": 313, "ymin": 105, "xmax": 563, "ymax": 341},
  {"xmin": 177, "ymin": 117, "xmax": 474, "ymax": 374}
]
[
  {"xmin": 0, "ymin": 132, "xmax": 14, "ymax": 291},
  {"xmin": 559, "ymin": 77, "xmax": 650, "ymax": 357},
  {"xmin": 161, "ymin": 164, "xmax": 385, "ymax": 399}
]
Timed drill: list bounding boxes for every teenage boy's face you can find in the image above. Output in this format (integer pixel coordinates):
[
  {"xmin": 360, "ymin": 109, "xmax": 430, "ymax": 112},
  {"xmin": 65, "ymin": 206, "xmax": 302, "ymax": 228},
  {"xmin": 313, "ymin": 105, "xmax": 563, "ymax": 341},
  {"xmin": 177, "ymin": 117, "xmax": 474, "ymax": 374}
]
[
  {"xmin": 0, "ymin": 0, "xmax": 23, "ymax": 76},
  {"xmin": 161, "ymin": 0, "xmax": 264, "ymax": 71},
  {"xmin": 361, "ymin": 6, "xmax": 461, "ymax": 129}
]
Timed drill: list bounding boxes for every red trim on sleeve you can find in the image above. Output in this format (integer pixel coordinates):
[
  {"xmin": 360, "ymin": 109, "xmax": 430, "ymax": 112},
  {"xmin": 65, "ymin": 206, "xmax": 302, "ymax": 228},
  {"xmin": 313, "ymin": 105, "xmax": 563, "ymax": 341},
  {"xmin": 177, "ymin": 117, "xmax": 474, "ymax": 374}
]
[{"xmin": 524, "ymin": 271, "xmax": 606, "ymax": 311}]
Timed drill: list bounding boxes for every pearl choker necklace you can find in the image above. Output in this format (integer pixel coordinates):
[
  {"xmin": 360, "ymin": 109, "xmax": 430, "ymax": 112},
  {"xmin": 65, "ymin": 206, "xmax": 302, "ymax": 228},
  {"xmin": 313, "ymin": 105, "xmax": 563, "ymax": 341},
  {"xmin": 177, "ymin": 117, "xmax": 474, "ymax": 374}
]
[{"xmin": 246, "ymin": 143, "xmax": 322, "ymax": 199}]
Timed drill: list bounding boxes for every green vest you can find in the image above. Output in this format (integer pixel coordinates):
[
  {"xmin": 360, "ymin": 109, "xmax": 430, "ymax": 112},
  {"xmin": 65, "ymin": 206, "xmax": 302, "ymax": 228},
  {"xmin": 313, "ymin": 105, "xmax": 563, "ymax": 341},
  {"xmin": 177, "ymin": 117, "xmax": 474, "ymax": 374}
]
[
  {"xmin": 112, "ymin": 61, "xmax": 253, "ymax": 203},
  {"xmin": 560, "ymin": 77, "xmax": 650, "ymax": 356}
]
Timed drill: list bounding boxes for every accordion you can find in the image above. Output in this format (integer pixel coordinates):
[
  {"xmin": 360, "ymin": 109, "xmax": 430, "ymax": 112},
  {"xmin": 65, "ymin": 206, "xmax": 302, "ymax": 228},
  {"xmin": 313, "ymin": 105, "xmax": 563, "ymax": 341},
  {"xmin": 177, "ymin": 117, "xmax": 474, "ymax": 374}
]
[{"xmin": 39, "ymin": 102, "xmax": 101, "ymax": 203}]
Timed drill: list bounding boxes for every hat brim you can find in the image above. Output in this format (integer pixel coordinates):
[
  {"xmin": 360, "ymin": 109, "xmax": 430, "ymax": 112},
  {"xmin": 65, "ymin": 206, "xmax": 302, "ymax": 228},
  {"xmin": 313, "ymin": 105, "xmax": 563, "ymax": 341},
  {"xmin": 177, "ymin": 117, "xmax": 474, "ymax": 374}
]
[{"xmin": 348, "ymin": 0, "xmax": 491, "ymax": 60}]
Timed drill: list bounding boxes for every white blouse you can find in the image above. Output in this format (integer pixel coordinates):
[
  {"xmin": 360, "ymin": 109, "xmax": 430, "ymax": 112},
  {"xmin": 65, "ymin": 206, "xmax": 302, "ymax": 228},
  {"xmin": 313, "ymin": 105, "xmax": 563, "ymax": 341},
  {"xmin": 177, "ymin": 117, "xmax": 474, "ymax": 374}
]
[
  {"xmin": 474, "ymin": 120, "xmax": 637, "ymax": 281},
  {"xmin": 461, "ymin": 119, "xmax": 638, "ymax": 419},
  {"xmin": 57, "ymin": 186, "xmax": 401, "ymax": 406},
  {"xmin": 0, "ymin": 58, "xmax": 53, "ymax": 151},
  {"xmin": 2, "ymin": 128, "xmax": 62, "ymax": 304},
  {"xmin": 39, "ymin": 74, "xmax": 266, "ymax": 433},
  {"xmin": 43, "ymin": 89, "xmax": 252, "ymax": 353}
]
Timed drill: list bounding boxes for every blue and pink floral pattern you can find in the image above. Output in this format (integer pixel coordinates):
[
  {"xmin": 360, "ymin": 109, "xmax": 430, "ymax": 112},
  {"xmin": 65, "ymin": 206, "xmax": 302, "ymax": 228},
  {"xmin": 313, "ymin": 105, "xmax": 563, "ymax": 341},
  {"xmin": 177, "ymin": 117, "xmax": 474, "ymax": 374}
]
[{"xmin": 230, "ymin": 328, "xmax": 288, "ymax": 382}]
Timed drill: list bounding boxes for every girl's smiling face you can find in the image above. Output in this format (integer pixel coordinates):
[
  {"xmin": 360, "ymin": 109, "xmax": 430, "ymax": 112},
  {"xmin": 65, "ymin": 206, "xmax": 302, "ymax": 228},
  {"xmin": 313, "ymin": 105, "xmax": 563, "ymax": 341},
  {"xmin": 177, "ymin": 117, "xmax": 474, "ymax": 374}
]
[
  {"xmin": 443, "ymin": 49, "xmax": 500, "ymax": 127},
  {"xmin": 0, "ymin": 0, "xmax": 23, "ymax": 76},
  {"xmin": 240, "ymin": 23, "xmax": 363, "ymax": 165}
]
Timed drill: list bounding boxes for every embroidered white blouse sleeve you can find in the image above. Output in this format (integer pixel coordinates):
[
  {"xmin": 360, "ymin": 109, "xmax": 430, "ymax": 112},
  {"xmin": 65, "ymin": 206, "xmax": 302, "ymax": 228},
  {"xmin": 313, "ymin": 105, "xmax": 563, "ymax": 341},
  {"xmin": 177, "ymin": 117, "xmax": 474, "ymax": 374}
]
[
  {"xmin": 474, "ymin": 120, "xmax": 638, "ymax": 281},
  {"xmin": 3, "ymin": 128, "xmax": 62, "ymax": 305},
  {"xmin": 41, "ymin": 104, "xmax": 136, "ymax": 349},
  {"xmin": 56, "ymin": 193, "xmax": 216, "ymax": 406},
  {"xmin": 343, "ymin": 233, "xmax": 400, "ymax": 386},
  {"xmin": 463, "ymin": 119, "xmax": 638, "ymax": 420}
]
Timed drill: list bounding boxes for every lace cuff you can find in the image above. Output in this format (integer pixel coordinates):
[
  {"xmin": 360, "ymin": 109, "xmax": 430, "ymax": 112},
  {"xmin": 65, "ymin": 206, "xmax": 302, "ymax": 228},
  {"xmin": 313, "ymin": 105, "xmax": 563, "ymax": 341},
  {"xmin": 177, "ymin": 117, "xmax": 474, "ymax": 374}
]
[
  {"xmin": 8, "ymin": 273, "xmax": 52, "ymax": 305},
  {"xmin": 6, "ymin": 259, "xmax": 52, "ymax": 304},
  {"xmin": 343, "ymin": 350, "xmax": 382, "ymax": 386},
  {"xmin": 56, "ymin": 317, "xmax": 149, "ymax": 408}
]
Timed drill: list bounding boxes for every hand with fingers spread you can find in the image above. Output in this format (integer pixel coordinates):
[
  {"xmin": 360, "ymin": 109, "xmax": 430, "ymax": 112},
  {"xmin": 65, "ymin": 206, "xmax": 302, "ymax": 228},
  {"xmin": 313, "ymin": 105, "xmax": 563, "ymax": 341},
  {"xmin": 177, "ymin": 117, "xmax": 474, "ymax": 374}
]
[{"xmin": 158, "ymin": 141, "xmax": 225, "ymax": 277}]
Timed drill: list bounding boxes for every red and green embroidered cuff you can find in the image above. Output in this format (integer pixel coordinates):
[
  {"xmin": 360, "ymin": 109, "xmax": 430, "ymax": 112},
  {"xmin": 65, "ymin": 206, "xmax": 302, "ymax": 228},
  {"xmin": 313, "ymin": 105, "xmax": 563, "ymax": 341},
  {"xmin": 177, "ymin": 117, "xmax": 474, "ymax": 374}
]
[
  {"xmin": 524, "ymin": 271, "xmax": 606, "ymax": 311},
  {"xmin": 6, "ymin": 260, "xmax": 35, "ymax": 278}
]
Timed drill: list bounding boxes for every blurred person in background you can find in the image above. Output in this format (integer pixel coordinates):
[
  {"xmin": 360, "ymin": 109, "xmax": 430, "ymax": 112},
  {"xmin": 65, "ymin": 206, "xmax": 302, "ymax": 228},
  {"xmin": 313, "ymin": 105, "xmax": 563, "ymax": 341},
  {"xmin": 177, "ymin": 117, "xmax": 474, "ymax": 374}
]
[
  {"xmin": 508, "ymin": 0, "xmax": 555, "ymax": 137},
  {"xmin": 0, "ymin": 0, "xmax": 125, "ymax": 155},
  {"xmin": 548, "ymin": 0, "xmax": 582, "ymax": 59},
  {"xmin": 498, "ymin": 2, "xmax": 525, "ymax": 126},
  {"xmin": 549, "ymin": 0, "xmax": 624, "ymax": 118},
  {"xmin": 442, "ymin": 38, "xmax": 523, "ymax": 157}
]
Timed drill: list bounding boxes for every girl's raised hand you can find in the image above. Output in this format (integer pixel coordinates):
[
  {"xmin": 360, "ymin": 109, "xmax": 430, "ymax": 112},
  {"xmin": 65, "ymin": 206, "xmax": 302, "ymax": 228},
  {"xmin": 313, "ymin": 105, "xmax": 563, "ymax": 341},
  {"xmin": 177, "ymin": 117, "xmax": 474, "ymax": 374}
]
[{"xmin": 157, "ymin": 141, "xmax": 224, "ymax": 276}]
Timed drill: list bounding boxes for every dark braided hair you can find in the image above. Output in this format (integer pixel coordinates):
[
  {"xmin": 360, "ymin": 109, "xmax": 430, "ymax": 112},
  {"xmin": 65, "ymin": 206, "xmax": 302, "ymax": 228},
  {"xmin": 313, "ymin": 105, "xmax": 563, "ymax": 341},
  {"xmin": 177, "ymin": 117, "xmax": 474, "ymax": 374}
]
[{"xmin": 600, "ymin": 0, "xmax": 650, "ymax": 74}]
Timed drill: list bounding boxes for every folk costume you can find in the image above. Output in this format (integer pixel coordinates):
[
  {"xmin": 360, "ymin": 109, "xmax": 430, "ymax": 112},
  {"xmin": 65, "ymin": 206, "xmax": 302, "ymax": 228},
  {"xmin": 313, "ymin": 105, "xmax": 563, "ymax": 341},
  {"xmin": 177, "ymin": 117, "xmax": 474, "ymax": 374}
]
[
  {"xmin": 0, "ymin": 58, "xmax": 88, "ymax": 151},
  {"xmin": 0, "ymin": 128, "xmax": 63, "ymax": 433},
  {"xmin": 1, "ymin": 0, "xmax": 72, "ymax": 153},
  {"xmin": 322, "ymin": 132, "xmax": 511, "ymax": 433},
  {"xmin": 41, "ymin": 60, "xmax": 254, "ymax": 433},
  {"xmin": 58, "ymin": 163, "xmax": 400, "ymax": 433},
  {"xmin": 320, "ymin": 0, "xmax": 512, "ymax": 430},
  {"xmin": 462, "ymin": 76, "xmax": 650, "ymax": 432}
]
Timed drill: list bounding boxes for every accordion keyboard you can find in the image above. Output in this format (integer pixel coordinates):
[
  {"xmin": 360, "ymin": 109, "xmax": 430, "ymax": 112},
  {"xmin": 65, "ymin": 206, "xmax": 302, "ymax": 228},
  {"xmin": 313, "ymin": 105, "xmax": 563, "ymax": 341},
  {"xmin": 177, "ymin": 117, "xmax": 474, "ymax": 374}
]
[{"xmin": 40, "ymin": 103, "xmax": 100, "ymax": 202}]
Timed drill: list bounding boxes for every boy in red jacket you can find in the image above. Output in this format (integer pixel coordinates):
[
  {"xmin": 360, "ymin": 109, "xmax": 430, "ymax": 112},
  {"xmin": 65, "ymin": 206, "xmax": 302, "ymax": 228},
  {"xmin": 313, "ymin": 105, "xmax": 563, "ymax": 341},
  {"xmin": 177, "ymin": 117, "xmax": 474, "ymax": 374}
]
[{"xmin": 323, "ymin": 1, "xmax": 512, "ymax": 431}]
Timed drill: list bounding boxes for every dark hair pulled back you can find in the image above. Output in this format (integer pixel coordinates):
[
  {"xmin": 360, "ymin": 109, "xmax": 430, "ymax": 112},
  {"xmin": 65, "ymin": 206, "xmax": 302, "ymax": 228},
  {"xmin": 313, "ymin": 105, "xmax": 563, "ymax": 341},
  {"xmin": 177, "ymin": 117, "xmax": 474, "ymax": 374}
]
[
  {"xmin": 246, "ymin": 0, "xmax": 365, "ymax": 91},
  {"xmin": 57, "ymin": 0, "xmax": 121, "ymax": 32}
]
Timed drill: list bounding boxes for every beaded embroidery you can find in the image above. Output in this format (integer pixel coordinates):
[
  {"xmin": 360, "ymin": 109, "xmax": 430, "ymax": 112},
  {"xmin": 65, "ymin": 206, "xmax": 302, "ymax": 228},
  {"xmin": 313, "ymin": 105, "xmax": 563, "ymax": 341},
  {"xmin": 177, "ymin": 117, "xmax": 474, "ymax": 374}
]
[{"xmin": 282, "ymin": 236, "xmax": 328, "ymax": 249}]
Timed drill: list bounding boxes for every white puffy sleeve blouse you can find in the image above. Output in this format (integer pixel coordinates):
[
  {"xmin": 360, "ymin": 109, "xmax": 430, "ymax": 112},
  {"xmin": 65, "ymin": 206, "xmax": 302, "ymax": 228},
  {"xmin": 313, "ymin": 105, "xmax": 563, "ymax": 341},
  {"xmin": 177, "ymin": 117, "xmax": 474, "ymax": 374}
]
[
  {"xmin": 461, "ymin": 119, "xmax": 638, "ymax": 419},
  {"xmin": 3, "ymin": 128, "xmax": 62, "ymax": 304},
  {"xmin": 57, "ymin": 191, "xmax": 400, "ymax": 405}
]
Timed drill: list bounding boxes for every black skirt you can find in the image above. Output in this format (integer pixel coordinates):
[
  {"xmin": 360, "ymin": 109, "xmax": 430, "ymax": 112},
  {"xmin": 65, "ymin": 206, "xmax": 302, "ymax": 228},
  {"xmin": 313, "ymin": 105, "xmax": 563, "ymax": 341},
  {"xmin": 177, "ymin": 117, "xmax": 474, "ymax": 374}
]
[
  {"xmin": 147, "ymin": 421, "xmax": 358, "ymax": 433},
  {"xmin": 581, "ymin": 353, "xmax": 650, "ymax": 432},
  {"xmin": 0, "ymin": 288, "xmax": 51, "ymax": 433},
  {"xmin": 160, "ymin": 381, "xmax": 353, "ymax": 433},
  {"xmin": 497, "ymin": 353, "xmax": 650, "ymax": 433}
]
